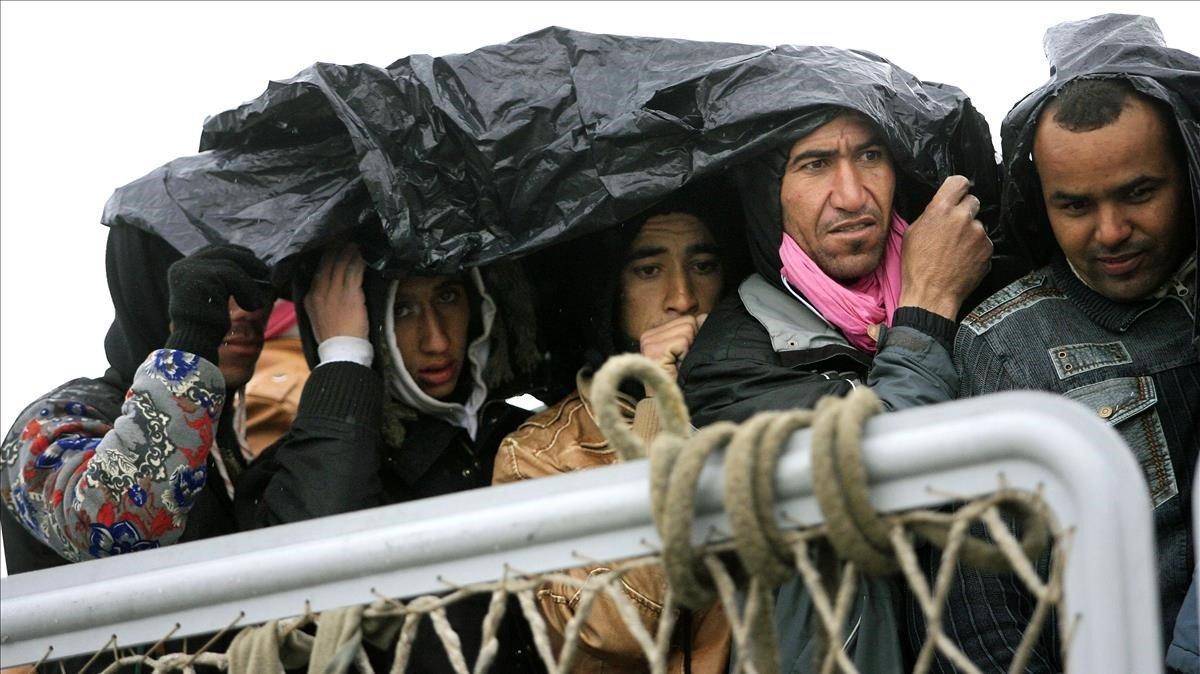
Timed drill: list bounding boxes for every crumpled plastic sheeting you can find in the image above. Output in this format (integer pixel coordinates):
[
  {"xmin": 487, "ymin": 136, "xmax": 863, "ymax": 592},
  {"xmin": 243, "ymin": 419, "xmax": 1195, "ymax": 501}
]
[
  {"xmin": 998, "ymin": 14, "xmax": 1200, "ymax": 333},
  {"xmin": 102, "ymin": 27, "xmax": 1000, "ymax": 277}
]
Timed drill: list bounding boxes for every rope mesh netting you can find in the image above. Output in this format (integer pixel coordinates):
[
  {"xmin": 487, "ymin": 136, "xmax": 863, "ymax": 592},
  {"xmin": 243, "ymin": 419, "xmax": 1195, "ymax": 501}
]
[{"xmin": 24, "ymin": 355, "xmax": 1069, "ymax": 674}]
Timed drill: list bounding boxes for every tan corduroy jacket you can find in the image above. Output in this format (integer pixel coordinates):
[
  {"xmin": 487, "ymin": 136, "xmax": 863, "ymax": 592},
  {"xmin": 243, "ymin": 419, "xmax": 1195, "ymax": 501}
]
[{"xmin": 493, "ymin": 370, "xmax": 731, "ymax": 673}]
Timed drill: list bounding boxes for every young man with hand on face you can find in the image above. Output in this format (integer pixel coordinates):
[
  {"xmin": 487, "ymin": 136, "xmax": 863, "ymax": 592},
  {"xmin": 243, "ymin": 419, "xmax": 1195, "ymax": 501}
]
[{"xmin": 492, "ymin": 182, "xmax": 745, "ymax": 672}]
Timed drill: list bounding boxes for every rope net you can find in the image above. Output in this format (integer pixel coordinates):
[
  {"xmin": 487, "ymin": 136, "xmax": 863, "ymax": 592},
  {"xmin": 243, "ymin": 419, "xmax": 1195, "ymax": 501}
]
[{"xmin": 25, "ymin": 355, "xmax": 1069, "ymax": 674}]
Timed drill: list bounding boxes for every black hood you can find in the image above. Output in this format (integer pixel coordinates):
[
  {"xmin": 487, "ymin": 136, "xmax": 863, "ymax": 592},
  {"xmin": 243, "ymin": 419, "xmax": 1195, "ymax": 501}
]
[
  {"xmin": 101, "ymin": 224, "xmax": 184, "ymax": 390},
  {"xmin": 999, "ymin": 14, "xmax": 1200, "ymax": 334}
]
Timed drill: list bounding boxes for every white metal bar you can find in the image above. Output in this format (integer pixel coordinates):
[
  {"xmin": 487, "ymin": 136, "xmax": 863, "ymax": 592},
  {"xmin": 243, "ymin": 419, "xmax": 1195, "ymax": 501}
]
[{"xmin": 0, "ymin": 392, "xmax": 1161, "ymax": 673}]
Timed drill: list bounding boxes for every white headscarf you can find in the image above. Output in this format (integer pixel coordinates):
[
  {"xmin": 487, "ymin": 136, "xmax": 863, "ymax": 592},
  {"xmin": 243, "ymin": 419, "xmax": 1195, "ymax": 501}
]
[{"xmin": 382, "ymin": 268, "xmax": 496, "ymax": 439}]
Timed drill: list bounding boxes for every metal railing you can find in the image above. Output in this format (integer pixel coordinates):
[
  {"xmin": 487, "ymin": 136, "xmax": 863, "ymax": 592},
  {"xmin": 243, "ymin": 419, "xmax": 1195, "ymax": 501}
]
[{"xmin": 0, "ymin": 392, "xmax": 1162, "ymax": 672}]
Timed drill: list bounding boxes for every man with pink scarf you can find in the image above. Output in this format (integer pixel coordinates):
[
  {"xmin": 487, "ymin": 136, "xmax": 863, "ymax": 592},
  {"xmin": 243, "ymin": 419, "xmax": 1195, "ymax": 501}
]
[
  {"xmin": 680, "ymin": 108, "xmax": 990, "ymax": 425},
  {"xmin": 678, "ymin": 106, "xmax": 993, "ymax": 670}
]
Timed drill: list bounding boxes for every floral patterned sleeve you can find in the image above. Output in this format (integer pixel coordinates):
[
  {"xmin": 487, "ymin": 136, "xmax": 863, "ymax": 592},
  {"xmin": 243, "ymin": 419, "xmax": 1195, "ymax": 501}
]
[{"xmin": 0, "ymin": 349, "xmax": 225, "ymax": 561}]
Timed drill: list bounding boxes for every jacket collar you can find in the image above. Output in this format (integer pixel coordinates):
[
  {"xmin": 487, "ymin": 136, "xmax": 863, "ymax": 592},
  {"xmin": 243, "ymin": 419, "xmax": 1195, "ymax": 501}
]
[
  {"xmin": 1050, "ymin": 253, "xmax": 1196, "ymax": 332},
  {"xmin": 739, "ymin": 273, "xmax": 873, "ymax": 370}
]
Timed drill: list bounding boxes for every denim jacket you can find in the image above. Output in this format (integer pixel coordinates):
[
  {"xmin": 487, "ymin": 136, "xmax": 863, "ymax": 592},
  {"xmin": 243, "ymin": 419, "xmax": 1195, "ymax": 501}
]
[{"xmin": 932, "ymin": 255, "xmax": 1199, "ymax": 672}]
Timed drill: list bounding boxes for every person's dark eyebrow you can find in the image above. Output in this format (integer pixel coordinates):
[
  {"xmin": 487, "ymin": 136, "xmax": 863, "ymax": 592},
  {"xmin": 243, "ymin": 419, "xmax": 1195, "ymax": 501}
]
[
  {"xmin": 686, "ymin": 242, "xmax": 721, "ymax": 257},
  {"xmin": 788, "ymin": 136, "xmax": 887, "ymax": 167},
  {"xmin": 625, "ymin": 245, "xmax": 668, "ymax": 263},
  {"xmin": 435, "ymin": 279, "xmax": 467, "ymax": 291},
  {"xmin": 1048, "ymin": 189, "xmax": 1089, "ymax": 203},
  {"xmin": 1049, "ymin": 175, "xmax": 1165, "ymax": 203},
  {"xmin": 789, "ymin": 147, "xmax": 836, "ymax": 168},
  {"xmin": 1110, "ymin": 174, "xmax": 1165, "ymax": 198}
]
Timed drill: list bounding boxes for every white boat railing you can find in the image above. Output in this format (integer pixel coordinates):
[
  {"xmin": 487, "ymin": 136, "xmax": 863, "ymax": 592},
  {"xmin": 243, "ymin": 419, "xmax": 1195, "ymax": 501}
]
[{"xmin": 0, "ymin": 391, "xmax": 1162, "ymax": 673}]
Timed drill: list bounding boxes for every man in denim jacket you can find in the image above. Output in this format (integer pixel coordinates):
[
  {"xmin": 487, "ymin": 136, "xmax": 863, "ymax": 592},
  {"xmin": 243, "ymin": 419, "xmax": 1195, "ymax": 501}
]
[{"xmin": 923, "ymin": 17, "xmax": 1199, "ymax": 673}]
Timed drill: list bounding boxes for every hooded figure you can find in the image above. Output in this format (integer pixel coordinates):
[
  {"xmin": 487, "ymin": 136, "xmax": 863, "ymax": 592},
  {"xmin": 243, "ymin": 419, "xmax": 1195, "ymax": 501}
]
[
  {"xmin": 927, "ymin": 15, "xmax": 1199, "ymax": 673},
  {"xmin": 676, "ymin": 90, "xmax": 999, "ymax": 674},
  {"xmin": 492, "ymin": 177, "xmax": 748, "ymax": 671},
  {"xmin": 0, "ymin": 227, "xmax": 271, "ymax": 573},
  {"xmin": 235, "ymin": 241, "xmax": 544, "ymax": 672},
  {"xmin": 0, "ymin": 228, "xmax": 272, "ymax": 672}
]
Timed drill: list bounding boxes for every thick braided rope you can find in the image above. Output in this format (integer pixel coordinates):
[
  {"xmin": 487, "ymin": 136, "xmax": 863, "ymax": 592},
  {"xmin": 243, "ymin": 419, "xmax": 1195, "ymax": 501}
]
[
  {"xmin": 590, "ymin": 353, "xmax": 692, "ymax": 461},
  {"xmin": 591, "ymin": 355, "xmax": 1060, "ymax": 672}
]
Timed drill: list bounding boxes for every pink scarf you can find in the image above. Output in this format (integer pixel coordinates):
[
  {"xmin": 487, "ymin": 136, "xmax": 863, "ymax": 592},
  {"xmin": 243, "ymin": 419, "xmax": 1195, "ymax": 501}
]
[
  {"xmin": 264, "ymin": 300, "xmax": 298, "ymax": 340},
  {"xmin": 778, "ymin": 213, "xmax": 908, "ymax": 352}
]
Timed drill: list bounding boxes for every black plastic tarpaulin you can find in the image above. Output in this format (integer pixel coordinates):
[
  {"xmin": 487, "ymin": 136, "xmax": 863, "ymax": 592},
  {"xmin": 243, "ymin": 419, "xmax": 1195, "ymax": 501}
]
[
  {"xmin": 999, "ymin": 14, "xmax": 1200, "ymax": 334},
  {"xmin": 101, "ymin": 27, "xmax": 1001, "ymax": 278}
]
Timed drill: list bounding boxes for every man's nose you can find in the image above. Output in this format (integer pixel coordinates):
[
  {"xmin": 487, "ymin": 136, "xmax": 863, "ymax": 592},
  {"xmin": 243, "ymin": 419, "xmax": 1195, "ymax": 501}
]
[
  {"xmin": 1094, "ymin": 204, "xmax": 1134, "ymax": 250},
  {"xmin": 829, "ymin": 160, "xmax": 868, "ymax": 212},
  {"xmin": 420, "ymin": 310, "xmax": 451, "ymax": 354},
  {"xmin": 664, "ymin": 269, "xmax": 700, "ymax": 316}
]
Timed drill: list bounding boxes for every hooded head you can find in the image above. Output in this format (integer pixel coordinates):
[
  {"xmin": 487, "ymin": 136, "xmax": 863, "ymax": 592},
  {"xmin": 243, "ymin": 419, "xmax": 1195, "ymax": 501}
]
[
  {"xmin": 381, "ymin": 269, "xmax": 494, "ymax": 439},
  {"xmin": 1032, "ymin": 78, "xmax": 1194, "ymax": 303},
  {"xmin": 732, "ymin": 105, "xmax": 947, "ymax": 288},
  {"xmin": 102, "ymin": 224, "xmax": 270, "ymax": 393},
  {"xmin": 999, "ymin": 14, "xmax": 1200, "ymax": 332},
  {"xmin": 554, "ymin": 176, "xmax": 749, "ymax": 369}
]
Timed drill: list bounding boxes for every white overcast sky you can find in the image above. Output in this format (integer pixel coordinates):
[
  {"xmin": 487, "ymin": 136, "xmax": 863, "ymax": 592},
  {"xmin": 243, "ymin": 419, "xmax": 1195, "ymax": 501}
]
[{"xmin": 1, "ymin": 1, "xmax": 1197, "ymax": 575}]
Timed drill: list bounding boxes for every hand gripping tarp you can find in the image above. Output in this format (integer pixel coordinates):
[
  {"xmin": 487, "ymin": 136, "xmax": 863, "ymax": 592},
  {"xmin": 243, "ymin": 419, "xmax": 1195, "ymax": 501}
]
[
  {"xmin": 999, "ymin": 14, "xmax": 1200, "ymax": 337},
  {"xmin": 101, "ymin": 27, "xmax": 1002, "ymax": 278}
]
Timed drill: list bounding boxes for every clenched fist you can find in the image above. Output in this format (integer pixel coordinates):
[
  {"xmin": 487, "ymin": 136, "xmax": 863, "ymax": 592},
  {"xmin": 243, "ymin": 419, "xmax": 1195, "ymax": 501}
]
[
  {"xmin": 638, "ymin": 313, "xmax": 708, "ymax": 381},
  {"xmin": 897, "ymin": 175, "xmax": 993, "ymax": 319}
]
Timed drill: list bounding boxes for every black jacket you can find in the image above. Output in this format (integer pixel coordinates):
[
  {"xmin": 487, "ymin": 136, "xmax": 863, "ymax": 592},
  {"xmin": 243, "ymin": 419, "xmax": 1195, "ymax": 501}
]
[{"xmin": 234, "ymin": 264, "xmax": 544, "ymax": 673}]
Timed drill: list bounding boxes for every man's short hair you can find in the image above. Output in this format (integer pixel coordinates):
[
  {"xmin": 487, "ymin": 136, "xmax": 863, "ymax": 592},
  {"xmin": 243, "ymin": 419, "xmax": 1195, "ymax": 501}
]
[
  {"xmin": 1049, "ymin": 78, "xmax": 1138, "ymax": 132},
  {"xmin": 1044, "ymin": 77, "xmax": 1185, "ymax": 163}
]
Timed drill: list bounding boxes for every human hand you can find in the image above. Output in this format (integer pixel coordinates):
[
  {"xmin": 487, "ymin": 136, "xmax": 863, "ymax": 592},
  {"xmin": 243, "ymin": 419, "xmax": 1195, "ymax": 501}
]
[
  {"xmin": 897, "ymin": 175, "xmax": 992, "ymax": 319},
  {"xmin": 166, "ymin": 245, "xmax": 273, "ymax": 360},
  {"xmin": 304, "ymin": 242, "xmax": 369, "ymax": 343},
  {"xmin": 638, "ymin": 313, "xmax": 708, "ymax": 381}
]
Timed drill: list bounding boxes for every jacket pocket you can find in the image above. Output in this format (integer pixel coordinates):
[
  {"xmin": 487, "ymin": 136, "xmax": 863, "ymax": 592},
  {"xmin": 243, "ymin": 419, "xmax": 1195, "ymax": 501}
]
[
  {"xmin": 1064, "ymin": 376, "xmax": 1177, "ymax": 508},
  {"xmin": 1047, "ymin": 341, "xmax": 1132, "ymax": 380}
]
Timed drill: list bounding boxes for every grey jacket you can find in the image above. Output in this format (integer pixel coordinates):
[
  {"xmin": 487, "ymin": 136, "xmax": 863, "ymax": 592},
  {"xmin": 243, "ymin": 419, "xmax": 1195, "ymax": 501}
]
[{"xmin": 681, "ymin": 273, "xmax": 960, "ymax": 673}]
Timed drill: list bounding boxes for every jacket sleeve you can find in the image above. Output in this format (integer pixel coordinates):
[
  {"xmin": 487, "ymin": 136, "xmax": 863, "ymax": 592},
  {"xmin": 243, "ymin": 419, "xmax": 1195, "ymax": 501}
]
[
  {"xmin": 867, "ymin": 307, "xmax": 959, "ymax": 412},
  {"xmin": 0, "ymin": 349, "xmax": 225, "ymax": 561},
  {"xmin": 236, "ymin": 361, "xmax": 383, "ymax": 528},
  {"xmin": 681, "ymin": 301, "xmax": 959, "ymax": 426}
]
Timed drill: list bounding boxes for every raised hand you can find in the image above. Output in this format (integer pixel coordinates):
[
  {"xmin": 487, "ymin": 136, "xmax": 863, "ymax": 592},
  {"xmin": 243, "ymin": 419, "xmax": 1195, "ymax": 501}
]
[
  {"xmin": 638, "ymin": 313, "xmax": 708, "ymax": 380},
  {"xmin": 897, "ymin": 175, "xmax": 993, "ymax": 319},
  {"xmin": 166, "ymin": 244, "xmax": 273, "ymax": 362},
  {"xmin": 304, "ymin": 242, "xmax": 369, "ymax": 343}
]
